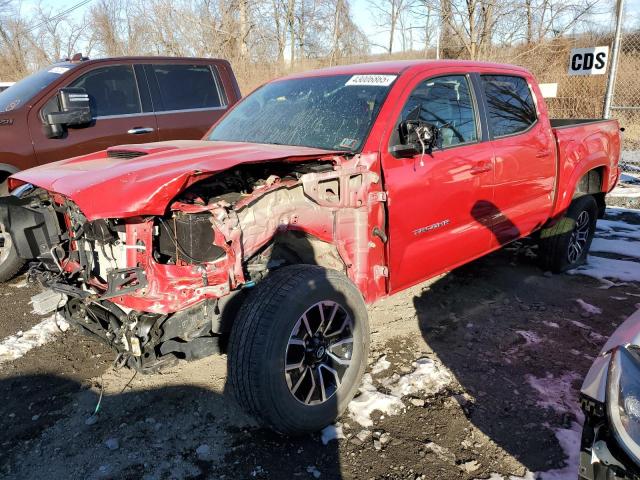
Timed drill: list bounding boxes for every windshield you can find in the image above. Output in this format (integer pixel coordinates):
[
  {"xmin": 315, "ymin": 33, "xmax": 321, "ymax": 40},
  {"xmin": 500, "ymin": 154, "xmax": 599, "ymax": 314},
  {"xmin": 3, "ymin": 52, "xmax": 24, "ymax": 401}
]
[
  {"xmin": 0, "ymin": 63, "xmax": 76, "ymax": 112},
  {"xmin": 208, "ymin": 74, "xmax": 397, "ymax": 152}
]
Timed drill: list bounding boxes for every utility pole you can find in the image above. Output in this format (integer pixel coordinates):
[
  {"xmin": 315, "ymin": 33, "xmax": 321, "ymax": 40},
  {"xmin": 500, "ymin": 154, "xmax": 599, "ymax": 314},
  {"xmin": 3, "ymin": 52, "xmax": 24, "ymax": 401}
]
[{"xmin": 603, "ymin": 0, "xmax": 624, "ymax": 119}]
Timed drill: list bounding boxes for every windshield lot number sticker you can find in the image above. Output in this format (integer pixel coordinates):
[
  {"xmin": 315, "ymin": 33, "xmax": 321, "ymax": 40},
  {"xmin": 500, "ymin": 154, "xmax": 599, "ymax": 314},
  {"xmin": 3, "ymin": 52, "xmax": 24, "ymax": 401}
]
[
  {"xmin": 346, "ymin": 75, "xmax": 397, "ymax": 87},
  {"xmin": 48, "ymin": 67, "xmax": 70, "ymax": 75}
]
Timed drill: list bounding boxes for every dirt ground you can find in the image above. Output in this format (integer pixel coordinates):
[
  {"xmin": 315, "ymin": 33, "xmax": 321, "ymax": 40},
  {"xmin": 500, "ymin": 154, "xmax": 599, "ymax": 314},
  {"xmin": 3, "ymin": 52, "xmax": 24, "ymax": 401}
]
[{"xmin": 0, "ymin": 205, "xmax": 639, "ymax": 480}]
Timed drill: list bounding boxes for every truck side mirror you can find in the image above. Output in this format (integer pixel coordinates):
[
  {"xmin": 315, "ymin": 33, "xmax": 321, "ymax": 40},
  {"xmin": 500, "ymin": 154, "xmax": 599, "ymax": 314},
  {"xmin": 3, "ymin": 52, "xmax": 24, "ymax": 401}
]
[
  {"xmin": 389, "ymin": 120, "xmax": 440, "ymax": 158},
  {"xmin": 400, "ymin": 120, "xmax": 439, "ymax": 149},
  {"xmin": 44, "ymin": 87, "xmax": 94, "ymax": 138}
]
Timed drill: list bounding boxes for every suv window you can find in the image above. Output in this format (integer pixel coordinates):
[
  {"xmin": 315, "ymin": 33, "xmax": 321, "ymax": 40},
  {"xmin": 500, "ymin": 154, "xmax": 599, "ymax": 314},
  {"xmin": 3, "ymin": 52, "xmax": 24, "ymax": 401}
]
[
  {"xmin": 400, "ymin": 75, "xmax": 477, "ymax": 147},
  {"xmin": 151, "ymin": 64, "xmax": 223, "ymax": 111},
  {"xmin": 71, "ymin": 65, "xmax": 141, "ymax": 117},
  {"xmin": 481, "ymin": 75, "xmax": 537, "ymax": 137}
]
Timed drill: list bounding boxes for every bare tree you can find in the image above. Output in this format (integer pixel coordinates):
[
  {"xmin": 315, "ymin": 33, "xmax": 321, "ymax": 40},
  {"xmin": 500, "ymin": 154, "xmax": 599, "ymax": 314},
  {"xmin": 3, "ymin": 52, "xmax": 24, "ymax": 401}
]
[{"xmin": 367, "ymin": 0, "xmax": 412, "ymax": 53}]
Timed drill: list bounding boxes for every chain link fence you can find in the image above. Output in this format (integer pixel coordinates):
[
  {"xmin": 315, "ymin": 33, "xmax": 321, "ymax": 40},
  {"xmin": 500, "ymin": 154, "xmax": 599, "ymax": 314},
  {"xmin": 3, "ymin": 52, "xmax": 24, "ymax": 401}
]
[
  {"xmin": 474, "ymin": 31, "xmax": 640, "ymax": 172},
  {"xmin": 610, "ymin": 31, "xmax": 640, "ymax": 173}
]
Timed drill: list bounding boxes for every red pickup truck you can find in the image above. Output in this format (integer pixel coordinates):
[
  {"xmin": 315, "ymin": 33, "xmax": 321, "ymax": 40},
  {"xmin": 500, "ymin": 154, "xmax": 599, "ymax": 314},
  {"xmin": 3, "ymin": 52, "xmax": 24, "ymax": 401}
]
[{"xmin": 0, "ymin": 60, "xmax": 621, "ymax": 434}]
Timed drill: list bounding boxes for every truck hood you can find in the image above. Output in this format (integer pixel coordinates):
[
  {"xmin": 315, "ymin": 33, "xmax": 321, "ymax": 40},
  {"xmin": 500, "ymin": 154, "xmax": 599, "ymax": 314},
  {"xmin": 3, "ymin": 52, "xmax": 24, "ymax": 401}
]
[{"xmin": 12, "ymin": 140, "xmax": 340, "ymax": 220}]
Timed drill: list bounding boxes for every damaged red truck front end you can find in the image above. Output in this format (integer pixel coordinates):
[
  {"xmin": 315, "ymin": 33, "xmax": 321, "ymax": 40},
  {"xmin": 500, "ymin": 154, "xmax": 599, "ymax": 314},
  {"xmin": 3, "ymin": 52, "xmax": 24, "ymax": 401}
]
[
  {"xmin": 3, "ymin": 139, "xmax": 386, "ymax": 370},
  {"xmin": 0, "ymin": 61, "xmax": 621, "ymax": 434}
]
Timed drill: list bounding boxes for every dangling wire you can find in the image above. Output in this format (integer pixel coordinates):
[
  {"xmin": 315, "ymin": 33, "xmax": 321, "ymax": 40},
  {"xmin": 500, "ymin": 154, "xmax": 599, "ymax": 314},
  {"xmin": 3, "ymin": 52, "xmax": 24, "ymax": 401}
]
[
  {"xmin": 416, "ymin": 126, "xmax": 427, "ymax": 168},
  {"xmin": 93, "ymin": 374, "xmax": 105, "ymax": 416}
]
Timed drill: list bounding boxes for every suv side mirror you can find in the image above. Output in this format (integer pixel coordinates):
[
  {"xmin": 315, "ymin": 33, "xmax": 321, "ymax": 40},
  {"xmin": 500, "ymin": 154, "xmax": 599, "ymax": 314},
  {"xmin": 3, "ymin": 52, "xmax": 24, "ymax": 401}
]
[
  {"xmin": 390, "ymin": 120, "xmax": 439, "ymax": 158},
  {"xmin": 44, "ymin": 87, "xmax": 93, "ymax": 138}
]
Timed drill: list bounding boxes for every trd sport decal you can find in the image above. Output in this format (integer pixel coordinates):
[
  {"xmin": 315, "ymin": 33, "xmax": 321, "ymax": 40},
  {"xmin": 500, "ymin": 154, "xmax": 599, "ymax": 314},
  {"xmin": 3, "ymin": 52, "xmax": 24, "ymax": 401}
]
[{"xmin": 413, "ymin": 219, "xmax": 450, "ymax": 236}]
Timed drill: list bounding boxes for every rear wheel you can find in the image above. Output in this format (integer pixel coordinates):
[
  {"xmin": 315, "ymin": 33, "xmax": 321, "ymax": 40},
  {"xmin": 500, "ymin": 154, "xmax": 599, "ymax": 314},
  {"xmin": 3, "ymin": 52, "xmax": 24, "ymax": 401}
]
[
  {"xmin": 538, "ymin": 195, "xmax": 598, "ymax": 272},
  {"xmin": 228, "ymin": 265, "xmax": 369, "ymax": 434}
]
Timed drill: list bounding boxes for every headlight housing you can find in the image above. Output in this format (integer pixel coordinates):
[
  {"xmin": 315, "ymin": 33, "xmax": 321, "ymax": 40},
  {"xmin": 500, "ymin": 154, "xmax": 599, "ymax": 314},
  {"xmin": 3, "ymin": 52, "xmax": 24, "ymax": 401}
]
[
  {"xmin": 10, "ymin": 182, "xmax": 33, "ymax": 197},
  {"xmin": 608, "ymin": 346, "xmax": 640, "ymax": 463}
]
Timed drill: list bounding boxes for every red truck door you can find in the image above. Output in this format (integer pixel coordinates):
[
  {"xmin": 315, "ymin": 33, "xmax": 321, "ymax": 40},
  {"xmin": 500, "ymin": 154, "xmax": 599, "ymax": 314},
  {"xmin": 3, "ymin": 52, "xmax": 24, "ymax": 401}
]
[
  {"xmin": 28, "ymin": 63, "xmax": 158, "ymax": 165},
  {"xmin": 381, "ymin": 73, "xmax": 495, "ymax": 292},
  {"xmin": 479, "ymin": 74, "xmax": 556, "ymax": 245},
  {"xmin": 144, "ymin": 63, "xmax": 231, "ymax": 141}
]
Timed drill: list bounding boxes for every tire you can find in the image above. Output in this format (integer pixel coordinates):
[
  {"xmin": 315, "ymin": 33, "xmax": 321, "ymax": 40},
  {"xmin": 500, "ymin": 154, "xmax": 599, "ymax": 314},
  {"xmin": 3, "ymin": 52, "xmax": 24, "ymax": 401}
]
[
  {"xmin": 228, "ymin": 264, "xmax": 369, "ymax": 434},
  {"xmin": 538, "ymin": 195, "xmax": 598, "ymax": 273},
  {"xmin": 0, "ymin": 182, "xmax": 32, "ymax": 282}
]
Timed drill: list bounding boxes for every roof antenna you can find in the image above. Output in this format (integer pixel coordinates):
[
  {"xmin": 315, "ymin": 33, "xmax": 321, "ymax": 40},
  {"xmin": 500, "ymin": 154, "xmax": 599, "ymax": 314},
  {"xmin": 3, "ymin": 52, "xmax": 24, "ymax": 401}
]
[{"xmin": 71, "ymin": 53, "xmax": 89, "ymax": 62}]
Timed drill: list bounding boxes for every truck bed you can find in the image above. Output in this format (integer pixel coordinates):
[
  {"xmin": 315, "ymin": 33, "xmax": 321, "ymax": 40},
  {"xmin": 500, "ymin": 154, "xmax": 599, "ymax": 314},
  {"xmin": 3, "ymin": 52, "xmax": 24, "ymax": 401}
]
[
  {"xmin": 550, "ymin": 118, "xmax": 612, "ymax": 129},
  {"xmin": 550, "ymin": 118, "xmax": 622, "ymax": 217}
]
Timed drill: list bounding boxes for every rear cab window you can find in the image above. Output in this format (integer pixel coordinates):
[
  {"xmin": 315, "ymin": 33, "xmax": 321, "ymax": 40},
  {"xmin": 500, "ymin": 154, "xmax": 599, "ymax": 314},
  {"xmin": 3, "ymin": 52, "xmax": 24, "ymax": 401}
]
[
  {"xmin": 150, "ymin": 64, "xmax": 226, "ymax": 112},
  {"xmin": 480, "ymin": 75, "xmax": 537, "ymax": 138}
]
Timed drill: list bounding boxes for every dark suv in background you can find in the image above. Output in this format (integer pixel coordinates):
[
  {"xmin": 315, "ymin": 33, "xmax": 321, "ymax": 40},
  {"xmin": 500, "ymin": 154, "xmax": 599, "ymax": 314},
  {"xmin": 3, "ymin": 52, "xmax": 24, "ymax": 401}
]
[{"xmin": 0, "ymin": 55, "xmax": 241, "ymax": 188}]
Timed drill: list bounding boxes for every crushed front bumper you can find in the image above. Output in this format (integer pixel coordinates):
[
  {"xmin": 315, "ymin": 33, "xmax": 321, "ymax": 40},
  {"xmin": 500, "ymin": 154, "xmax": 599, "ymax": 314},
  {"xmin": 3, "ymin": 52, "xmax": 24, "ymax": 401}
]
[
  {"xmin": 580, "ymin": 397, "xmax": 639, "ymax": 480},
  {"xmin": 0, "ymin": 192, "xmax": 236, "ymax": 372}
]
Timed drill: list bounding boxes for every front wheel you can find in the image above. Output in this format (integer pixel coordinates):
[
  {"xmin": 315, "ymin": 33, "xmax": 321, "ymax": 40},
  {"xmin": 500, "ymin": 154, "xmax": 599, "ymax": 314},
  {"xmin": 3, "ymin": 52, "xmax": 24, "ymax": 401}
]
[
  {"xmin": 538, "ymin": 195, "xmax": 598, "ymax": 272},
  {"xmin": 227, "ymin": 265, "xmax": 369, "ymax": 434},
  {"xmin": 0, "ymin": 221, "xmax": 25, "ymax": 282}
]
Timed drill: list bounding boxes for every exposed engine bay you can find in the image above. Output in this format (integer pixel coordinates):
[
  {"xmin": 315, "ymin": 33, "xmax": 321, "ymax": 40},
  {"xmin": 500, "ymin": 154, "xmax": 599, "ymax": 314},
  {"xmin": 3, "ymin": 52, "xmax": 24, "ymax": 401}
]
[{"xmin": 0, "ymin": 155, "xmax": 387, "ymax": 371}]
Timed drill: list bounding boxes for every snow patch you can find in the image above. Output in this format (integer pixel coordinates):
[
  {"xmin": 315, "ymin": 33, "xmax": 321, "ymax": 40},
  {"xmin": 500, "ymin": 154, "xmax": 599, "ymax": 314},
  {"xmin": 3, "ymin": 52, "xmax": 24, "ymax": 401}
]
[
  {"xmin": 306, "ymin": 466, "xmax": 321, "ymax": 479},
  {"xmin": 370, "ymin": 355, "xmax": 390, "ymax": 374},
  {"xmin": 575, "ymin": 298, "xmax": 602, "ymax": 315},
  {"xmin": 526, "ymin": 372, "xmax": 585, "ymax": 479},
  {"xmin": 596, "ymin": 219, "xmax": 640, "ymax": 240},
  {"xmin": 571, "ymin": 320, "xmax": 591, "ymax": 329},
  {"xmin": 597, "ymin": 278, "xmax": 630, "ymax": 289},
  {"xmin": 622, "ymin": 150, "xmax": 640, "ymax": 164},
  {"xmin": 538, "ymin": 423, "xmax": 583, "ymax": 480},
  {"xmin": 347, "ymin": 374, "xmax": 404, "ymax": 427},
  {"xmin": 387, "ymin": 358, "xmax": 452, "ymax": 398},
  {"xmin": 0, "ymin": 314, "xmax": 69, "ymax": 363},
  {"xmin": 525, "ymin": 371, "xmax": 582, "ymax": 418},
  {"xmin": 515, "ymin": 330, "xmax": 542, "ymax": 345},
  {"xmin": 320, "ymin": 424, "xmax": 345, "ymax": 445},
  {"xmin": 476, "ymin": 472, "xmax": 536, "ymax": 480},
  {"xmin": 610, "ymin": 183, "xmax": 640, "ymax": 198},
  {"xmin": 542, "ymin": 321, "xmax": 559, "ymax": 328},
  {"xmin": 591, "ymin": 237, "xmax": 640, "ymax": 259},
  {"xmin": 606, "ymin": 206, "xmax": 640, "ymax": 216},
  {"xmin": 348, "ymin": 358, "xmax": 452, "ymax": 427},
  {"xmin": 569, "ymin": 255, "xmax": 640, "ymax": 283}
]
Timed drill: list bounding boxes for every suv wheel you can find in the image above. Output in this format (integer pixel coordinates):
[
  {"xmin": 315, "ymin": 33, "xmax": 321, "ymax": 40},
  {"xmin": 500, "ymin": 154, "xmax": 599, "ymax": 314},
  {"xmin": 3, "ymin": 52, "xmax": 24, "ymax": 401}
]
[
  {"xmin": 539, "ymin": 195, "xmax": 598, "ymax": 272},
  {"xmin": 228, "ymin": 265, "xmax": 369, "ymax": 434}
]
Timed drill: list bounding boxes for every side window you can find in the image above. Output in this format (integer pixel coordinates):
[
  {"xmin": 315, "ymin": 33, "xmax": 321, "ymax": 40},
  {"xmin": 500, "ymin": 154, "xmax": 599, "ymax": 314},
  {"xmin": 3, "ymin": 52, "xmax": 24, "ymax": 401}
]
[
  {"xmin": 70, "ymin": 65, "xmax": 141, "ymax": 117},
  {"xmin": 151, "ymin": 64, "xmax": 223, "ymax": 111},
  {"xmin": 400, "ymin": 75, "xmax": 478, "ymax": 147},
  {"xmin": 481, "ymin": 75, "xmax": 537, "ymax": 137}
]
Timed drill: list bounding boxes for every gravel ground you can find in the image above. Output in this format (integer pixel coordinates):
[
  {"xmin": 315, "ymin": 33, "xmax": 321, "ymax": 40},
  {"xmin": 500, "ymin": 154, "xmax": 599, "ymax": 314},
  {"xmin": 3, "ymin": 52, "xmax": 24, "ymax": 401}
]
[{"xmin": 0, "ymin": 204, "xmax": 639, "ymax": 480}]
